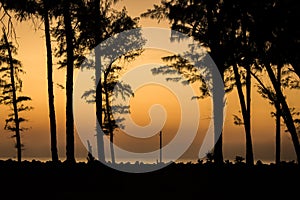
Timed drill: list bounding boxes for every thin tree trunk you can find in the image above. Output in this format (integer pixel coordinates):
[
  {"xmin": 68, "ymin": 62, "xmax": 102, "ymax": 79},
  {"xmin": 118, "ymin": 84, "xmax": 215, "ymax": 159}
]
[
  {"xmin": 275, "ymin": 65, "xmax": 282, "ymax": 164},
  {"xmin": 246, "ymin": 66, "xmax": 254, "ymax": 165},
  {"xmin": 207, "ymin": 0, "xmax": 224, "ymax": 164},
  {"xmin": 233, "ymin": 64, "xmax": 254, "ymax": 165},
  {"xmin": 212, "ymin": 65, "xmax": 224, "ymax": 165},
  {"xmin": 103, "ymin": 70, "xmax": 115, "ymax": 164},
  {"xmin": 109, "ymin": 129, "xmax": 115, "ymax": 164},
  {"xmin": 92, "ymin": 0, "xmax": 105, "ymax": 162},
  {"xmin": 95, "ymin": 47, "xmax": 105, "ymax": 162},
  {"xmin": 63, "ymin": 0, "xmax": 75, "ymax": 163},
  {"xmin": 43, "ymin": 1, "xmax": 59, "ymax": 162},
  {"xmin": 241, "ymin": 11, "xmax": 254, "ymax": 166},
  {"xmin": 265, "ymin": 63, "xmax": 300, "ymax": 164},
  {"xmin": 3, "ymin": 28, "xmax": 22, "ymax": 162},
  {"xmin": 213, "ymin": 100, "xmax": 223, "ymax": 164}
]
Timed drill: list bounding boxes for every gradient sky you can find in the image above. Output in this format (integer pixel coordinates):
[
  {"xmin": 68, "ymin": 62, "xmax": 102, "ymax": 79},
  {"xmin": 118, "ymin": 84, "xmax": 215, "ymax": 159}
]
[{"xmin": 0, "ymin": 0, "xmax": 299, "ymax": 163}]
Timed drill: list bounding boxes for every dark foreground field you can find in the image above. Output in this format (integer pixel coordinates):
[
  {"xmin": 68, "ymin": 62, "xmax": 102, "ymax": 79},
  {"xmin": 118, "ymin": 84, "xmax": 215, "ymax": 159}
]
[{"xmin": 0, "ymin": 159, "xmax": 299, "ymax": 199}]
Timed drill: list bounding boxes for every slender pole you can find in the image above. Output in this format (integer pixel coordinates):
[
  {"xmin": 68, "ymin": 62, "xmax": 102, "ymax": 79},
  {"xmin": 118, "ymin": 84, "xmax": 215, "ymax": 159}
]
[{"xmin": 159, "ymin": 131, "xmax": 162, "ymax": 163}]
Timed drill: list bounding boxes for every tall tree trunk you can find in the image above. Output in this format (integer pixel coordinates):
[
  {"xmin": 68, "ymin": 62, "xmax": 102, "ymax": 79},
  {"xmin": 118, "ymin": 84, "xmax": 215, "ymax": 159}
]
[
  {"xmin": 43, "ymin": 1, "xmax": 59, "ymax": 162},
  {"xmin": 212, "ymin": 65, "xmax": 224, "ymax": 165},
  {"xmin": 246, "ymin": 66, "xmax": 254, "ymax": 165},
  {"xmin": 233, "ymin": 65, "xmax": 254, "ymax": 165},
  {"xmin": 207, "ymin": 0, "xmax": 224, "ymax": 164},
  {"xmin": 93, "ymin": 0, "xmax": 105, "ymax": 162},
  {"xmin": 3, "ymin": 29, "xmax": 22, "ymax": 162},
  {"xmin": 104, "ymin": 70, "xmax": 115, "ymax": 164},
  {"xmin": 241, "ymin": 9, "xmax": 254, "ymax": 166},
  {"xmin": 275, "ymin": 65, "xmax": 282, "ymax": 164},
  {"xmin": 63, "ymin": 0, "xmax": 75, "ymax": 163},
  {"xmin": 265, "ymin": 63, "xmax": 300, "ymax": 164},
  {"xmin": 95, "ymin": 47, "xmax": 105, "ymax": 162}
]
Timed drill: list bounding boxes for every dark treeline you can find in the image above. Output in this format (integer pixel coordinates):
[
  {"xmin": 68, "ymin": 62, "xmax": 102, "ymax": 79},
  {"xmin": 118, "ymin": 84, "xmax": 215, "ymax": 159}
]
[
  {"xmin": 0, "ymin": 0, "xmax": 299, "ymax": 167},
  {"xmin": 0, "ymin": 159, "xmax": 299, "ymax": 198}
]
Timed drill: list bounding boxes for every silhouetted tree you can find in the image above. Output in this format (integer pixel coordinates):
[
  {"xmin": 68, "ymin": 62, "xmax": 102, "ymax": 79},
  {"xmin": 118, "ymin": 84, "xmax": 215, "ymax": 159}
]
[
  {"xmin": 102, "ymin": 64, "xmax": 127, "ymax": 164},
  {"xmin": 228, "ymin": 1, "xmax": 256, "ymax": 165},
  {"xmin": 143, "ymin": 0, "xmax": 257, "ymax": 165},
  {"xmin": 78, "ymin": 0, "xmax": 143, "ymax": 162},
  {"xmin": 0, "ymin": 0, "xmax": 60, "ymax": 162},
  {"xmin": 52, "ymin": 0, "xmax": 80, "ymax": 163},
  {"xmin": 52, "ymin": 0, "xmax": 87, "ymax": 163},
  {"xmin": 252, "ymin": 64, "xmax": 300, "ymax": 164},
  {"xmin": 143, "ymin": 0, "xmax": 221, "ymax": 164},
  {"xmin": 275, "ymin": 66, "xmax": 281, "ymax": 164},
  {"xmin": 90, "ymin": 0, "xmax": 106, "ymax": 163},
  {"xmin": 232, "ymin": 63, "xmax": 254, "ymax": 166},
  {"xmin": 75, "ymin": 0, "xmax": 113, "ymax": 162},
  {"xmin": 102, "ymin": 51, "xmax": 142, "ymax": 164},
  {"xmin": 41, "ymin": 0, "xmax": 60, "ymax": 162},
  {"xmin": 144, "ymin": 0, "xmax": 300, "ymax": 165},
  {"xmin": 246, "ymin": 0, "xmax": 300, "ymax": 163},
  {"xmin": 62, "ymin": 0, "xmax": 76, "ymax": 163},
  {"xmin": 0, "ymin": 29, "xmax": 32, "ymax": 162},
  {"xmin": 268, "ymin": 0, "xmax": 300, "ymax": 80}
]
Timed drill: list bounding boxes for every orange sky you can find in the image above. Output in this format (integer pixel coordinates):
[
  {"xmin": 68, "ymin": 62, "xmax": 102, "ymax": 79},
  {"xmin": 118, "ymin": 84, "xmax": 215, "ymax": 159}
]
[{"xmin": 0, "ymin": 0, "xmax": 299, "ymax": 163}]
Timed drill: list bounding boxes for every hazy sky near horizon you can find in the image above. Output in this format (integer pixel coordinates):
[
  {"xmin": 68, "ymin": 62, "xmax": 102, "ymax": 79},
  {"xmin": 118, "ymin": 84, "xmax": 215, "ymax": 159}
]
[{"xmin": 0, "ymin": 0, "xmax": 299, "ymax": 163}]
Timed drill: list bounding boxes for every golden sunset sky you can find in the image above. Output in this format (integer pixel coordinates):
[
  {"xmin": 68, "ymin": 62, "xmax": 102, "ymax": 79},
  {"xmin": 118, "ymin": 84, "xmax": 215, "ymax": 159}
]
[{"xmin": 0, "ymin": 0, "xmax": 299, "ymax": 163}]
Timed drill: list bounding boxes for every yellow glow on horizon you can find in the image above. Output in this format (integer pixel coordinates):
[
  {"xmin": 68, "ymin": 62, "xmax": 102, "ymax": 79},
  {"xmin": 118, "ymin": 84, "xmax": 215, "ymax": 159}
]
[{"xmin": 114, "ymin": 83, "xmax": 182, "ymax": 152}]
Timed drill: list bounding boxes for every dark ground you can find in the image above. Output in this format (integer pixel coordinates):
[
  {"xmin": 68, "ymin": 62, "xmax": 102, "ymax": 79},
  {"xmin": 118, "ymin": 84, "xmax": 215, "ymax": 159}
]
[{"xmin": 0, "ymin": 159, "xmax": 299, "ymax": 199}]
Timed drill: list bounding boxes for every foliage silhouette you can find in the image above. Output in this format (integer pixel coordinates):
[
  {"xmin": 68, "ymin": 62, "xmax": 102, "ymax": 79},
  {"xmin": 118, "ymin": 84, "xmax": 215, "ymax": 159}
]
[
  {"xmin": 143, "ymin": 0, "xmax": 255, "ymax": 165},
  {"xmin": 78, "ymin": 1, "xmax": 144, "ymax": 163},
  {"xmin": 0, "ymin": 0, "xmax": 299, "ymax": 166},
  {"xmin": 248, "ymin": 1, "xmax": 300, "ymax": 163},
  {"xmin": 143, "ymin": 0, "xmax": 300, "ymax": 165},
  {"xmin": 0, "ymin": 30, "xmax": 32, "ymax": 162}
]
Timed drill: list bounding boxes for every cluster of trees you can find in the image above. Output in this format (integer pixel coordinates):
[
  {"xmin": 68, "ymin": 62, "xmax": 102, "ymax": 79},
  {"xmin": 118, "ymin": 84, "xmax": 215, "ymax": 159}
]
[
  {"xmin": 143, "ymin": 0, "xmax": 300, "ymax": 165},
  {"xmin": 0, "ymin": 0, "xmax": 141, "ymax": 163},
  {"xmin": 0, "ymin": 0, "xmax": 299, "ymax": 166}
]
